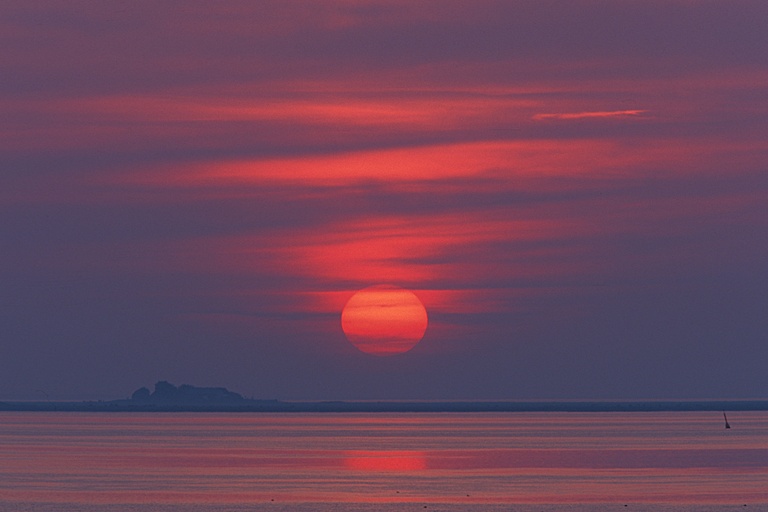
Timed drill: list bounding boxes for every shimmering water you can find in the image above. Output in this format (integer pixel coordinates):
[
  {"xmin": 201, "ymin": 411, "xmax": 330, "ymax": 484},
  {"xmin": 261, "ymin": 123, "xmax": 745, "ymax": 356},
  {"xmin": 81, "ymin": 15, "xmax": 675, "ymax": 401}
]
[{"xmin": 0, "ymin": 411, "xmax": 765, "ymax": 511}]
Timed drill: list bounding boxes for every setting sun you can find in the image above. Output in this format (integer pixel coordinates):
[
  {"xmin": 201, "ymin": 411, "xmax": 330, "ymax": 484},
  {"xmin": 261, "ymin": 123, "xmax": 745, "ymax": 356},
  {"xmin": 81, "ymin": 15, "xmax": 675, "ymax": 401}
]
[{"xmin": 341, "ymin": 285, "xmax": 428, "ymax": 356}]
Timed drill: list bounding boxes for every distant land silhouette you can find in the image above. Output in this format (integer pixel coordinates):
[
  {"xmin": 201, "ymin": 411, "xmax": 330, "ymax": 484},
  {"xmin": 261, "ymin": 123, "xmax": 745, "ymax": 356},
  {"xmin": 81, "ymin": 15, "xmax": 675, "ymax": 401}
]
[
  {"xmin": 130, "ymin": 380, "xmax": 246, "ymax": 405},
  {"xmin": 1, "ymin": 381, "xmax": 767, "ymax": 412}
]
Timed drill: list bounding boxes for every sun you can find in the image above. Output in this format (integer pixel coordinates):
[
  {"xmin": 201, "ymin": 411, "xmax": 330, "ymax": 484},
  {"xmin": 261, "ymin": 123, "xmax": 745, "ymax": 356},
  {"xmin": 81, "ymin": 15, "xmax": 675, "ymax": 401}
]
[{"xmin": 341, "ymin": 284, "xmax": 428, "ymax": 356}]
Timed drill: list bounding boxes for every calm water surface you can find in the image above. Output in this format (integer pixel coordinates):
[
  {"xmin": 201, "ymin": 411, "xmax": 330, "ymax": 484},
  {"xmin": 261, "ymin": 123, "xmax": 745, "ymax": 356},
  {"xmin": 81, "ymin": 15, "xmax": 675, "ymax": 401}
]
[{"xmin": 0, "ymin": 411, "xmax": 765, "ymax": 511}]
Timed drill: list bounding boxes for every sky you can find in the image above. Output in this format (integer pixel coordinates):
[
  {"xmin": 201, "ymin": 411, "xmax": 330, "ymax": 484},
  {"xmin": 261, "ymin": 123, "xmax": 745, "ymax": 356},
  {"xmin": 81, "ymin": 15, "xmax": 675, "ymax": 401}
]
[{"xmin": 2, "ymin": 1, "xmax": 767, "ymax": 401}]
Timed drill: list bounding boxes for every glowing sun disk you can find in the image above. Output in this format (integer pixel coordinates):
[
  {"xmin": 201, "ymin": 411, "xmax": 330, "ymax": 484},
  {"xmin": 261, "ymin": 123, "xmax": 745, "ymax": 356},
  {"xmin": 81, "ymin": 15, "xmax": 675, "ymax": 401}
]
[{"xmin": 341, "ymin": 284, "xmax": 428, "ymax": 356}]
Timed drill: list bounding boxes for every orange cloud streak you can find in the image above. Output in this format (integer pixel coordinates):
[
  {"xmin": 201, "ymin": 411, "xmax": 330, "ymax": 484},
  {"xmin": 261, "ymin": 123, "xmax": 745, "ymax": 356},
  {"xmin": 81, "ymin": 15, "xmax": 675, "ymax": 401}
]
[{"xmin": 533, "ymin": 110, "xmax": 647, "ymax": 120}]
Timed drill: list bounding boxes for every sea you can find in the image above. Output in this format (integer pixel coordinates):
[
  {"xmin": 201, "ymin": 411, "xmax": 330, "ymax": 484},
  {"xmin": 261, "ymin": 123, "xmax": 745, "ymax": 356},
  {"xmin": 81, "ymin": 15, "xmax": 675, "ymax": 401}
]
[{"xmin": 0, "ymin": 411, "xmax": 765, "ymax": 512}]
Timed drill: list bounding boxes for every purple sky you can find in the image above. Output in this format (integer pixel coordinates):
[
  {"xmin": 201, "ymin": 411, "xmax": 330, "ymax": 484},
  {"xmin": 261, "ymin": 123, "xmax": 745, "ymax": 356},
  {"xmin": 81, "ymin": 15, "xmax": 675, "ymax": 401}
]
[{"xmin": 2, "ymin": 1, "xmax": 767, "ymax": 401}]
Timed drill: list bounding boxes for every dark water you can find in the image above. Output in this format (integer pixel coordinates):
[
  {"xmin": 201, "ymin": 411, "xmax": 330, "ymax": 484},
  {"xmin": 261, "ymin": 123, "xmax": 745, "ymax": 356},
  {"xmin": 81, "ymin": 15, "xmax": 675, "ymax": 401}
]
[{"xmin": 0, "ymin": 411, "xmax": 765, "ymax": 511}]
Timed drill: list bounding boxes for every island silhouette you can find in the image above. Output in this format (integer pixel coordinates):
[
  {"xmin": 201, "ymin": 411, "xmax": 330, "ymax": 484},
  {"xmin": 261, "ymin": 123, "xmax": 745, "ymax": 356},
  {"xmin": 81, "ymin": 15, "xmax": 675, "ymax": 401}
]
[
  {"xmin": 130, "ymin": 381, "xmax": 246, "ymax": 405},
  {"xmin": 1, "ymin": 381, "xmax": 766, "ymax": 413}
]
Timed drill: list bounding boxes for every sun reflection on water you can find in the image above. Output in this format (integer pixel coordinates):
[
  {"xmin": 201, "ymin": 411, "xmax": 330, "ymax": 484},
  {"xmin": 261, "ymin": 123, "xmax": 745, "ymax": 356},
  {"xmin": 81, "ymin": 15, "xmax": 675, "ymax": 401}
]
[{"xmin": 343, "ymin": 450, "xmax": 428, "ymax": 472}]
